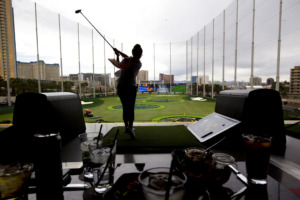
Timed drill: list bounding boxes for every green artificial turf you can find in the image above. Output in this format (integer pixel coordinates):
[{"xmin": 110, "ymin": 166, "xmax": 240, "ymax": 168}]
[
  {"xmin": 171, "ymin": 85, "xmax": 186, "ymax": 92},
  {"xmin": 0, "ymin": 94, "xmax": 216, "ymax": 123},
  {"xmin": 0, "ymin": 94, "xmax": 216, "ymax": 124},
  {"xmin": 83, "ymin": 94, "xmax": 216, "ymax": 123},
  {"xmin": 0, "ymin": 106, "xmax": 14, "ymax": 123},
  {"xmin": 104, "ymin": 125, "xmax": 203, "ymax": 153},
  {"xmin": 285, "ymin": 123, "xmax": 300, "ymax": 139}
]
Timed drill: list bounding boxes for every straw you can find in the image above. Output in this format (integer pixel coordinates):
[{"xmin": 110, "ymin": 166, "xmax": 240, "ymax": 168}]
[
  {"xmin": 205, "ymin": 136, "xmax": 227, "ymax": 152},
  {"xmin": 95, "ymin": 129, "xmax": 119, "ymax": 186},
  {"xmin": 96, "ymin": 124, "xmax": 103, "ymax": 148},
  {"xmin": 165, "ymin": 157, "xmax": 176, "ymax": 200}
]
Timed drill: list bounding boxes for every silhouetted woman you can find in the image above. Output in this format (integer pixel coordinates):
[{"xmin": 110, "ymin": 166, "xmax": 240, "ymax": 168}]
[{"xmin": 109, "ymin": 44, "xmax": 143, "ymax": 139}]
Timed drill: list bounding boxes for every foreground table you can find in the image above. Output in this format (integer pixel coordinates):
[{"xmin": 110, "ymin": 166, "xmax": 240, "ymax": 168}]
[{"xmin": 27, "ymin": 153, "xmax": 299, "ymax": 200}]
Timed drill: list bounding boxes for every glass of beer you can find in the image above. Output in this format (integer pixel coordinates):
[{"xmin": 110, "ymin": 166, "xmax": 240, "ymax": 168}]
[{"xmin": 242, "ymin": 134, "xmax": 272, "ymax": 185}]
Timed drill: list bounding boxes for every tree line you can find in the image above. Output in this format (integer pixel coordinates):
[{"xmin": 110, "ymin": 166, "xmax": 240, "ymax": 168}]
[
  {"xmin": 0, "ymin": 76, "xmax": 117, "ymax": 96},
  {"xmin": 0, "ymin": 77, "xmax": 76, "ymax": 96},
  {"xmin": 188, "ymin": 83, "xmax": 230, "ymax": 97}
]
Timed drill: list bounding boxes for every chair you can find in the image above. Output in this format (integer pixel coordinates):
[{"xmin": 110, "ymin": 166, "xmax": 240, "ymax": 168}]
[{"xmin": 0, "ymin": 92, "xmax": 86, "ymax": 163}]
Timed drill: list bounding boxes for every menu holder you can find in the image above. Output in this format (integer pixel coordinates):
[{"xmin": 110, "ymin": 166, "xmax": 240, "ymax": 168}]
[{"xmin": 187, "ymin": 112, "xmax": 241, "ymax": 142}]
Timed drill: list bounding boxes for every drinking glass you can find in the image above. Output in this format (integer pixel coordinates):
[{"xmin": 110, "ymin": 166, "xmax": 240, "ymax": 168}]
[
  {"xmin": 79, "ymin": 133, "xmax": 98, "ymax": 181},
  {"xmin": 89, "ymin": 138, "xmax": 116, "ymax": 187},
  {"xmin": 0, "ymin": 163, "xmax": 33, "ymax": 199},
  {"xmin": 211, "ymin": 153, "xmax": 236, "ymax": 185},
  {"xmin": 78, "ymin": 132, "xmax": 88, "ymax": 143},
  {"xmin": 82, "ymin": 138, "xmax": 116, "ymax": 199},
  {"xmin": 242, "ymin": 134, "xmax": 272, "ymax": 185}
]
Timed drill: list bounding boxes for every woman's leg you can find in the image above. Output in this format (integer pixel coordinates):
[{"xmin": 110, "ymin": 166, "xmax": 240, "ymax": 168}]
[
  {"xmin": 117, "ymin": 87, "xmax": 129, "ymax": 128},
  {"xmin": 127, "ymin": 86, "xmax": 137, "ymax": 129},
  {"xmin": 117, "ymin": 85, "xmax": 137, "ymax": 139}
]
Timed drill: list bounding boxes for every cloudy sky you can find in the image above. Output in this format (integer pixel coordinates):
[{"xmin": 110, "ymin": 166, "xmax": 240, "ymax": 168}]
[{"xmin": 12, "ymin": 0, "xmax": 300, "ymax": 83}]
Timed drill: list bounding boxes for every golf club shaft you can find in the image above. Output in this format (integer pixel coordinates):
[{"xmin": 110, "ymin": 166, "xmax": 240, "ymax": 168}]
[{"xmin": 78, "ymin": 11, "xmax": 114, "ymax": 49}]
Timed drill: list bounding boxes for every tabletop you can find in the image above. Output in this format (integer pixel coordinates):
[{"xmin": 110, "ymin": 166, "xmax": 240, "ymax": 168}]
[{"xmin": 27, "ymin": 153, "xmax": 299, "ymax": 200}]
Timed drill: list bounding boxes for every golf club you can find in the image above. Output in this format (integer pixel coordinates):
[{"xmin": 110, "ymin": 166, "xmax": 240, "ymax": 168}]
[{"xmin": 75, "ymin": 9, "xmax": 114, "ymax": 49}]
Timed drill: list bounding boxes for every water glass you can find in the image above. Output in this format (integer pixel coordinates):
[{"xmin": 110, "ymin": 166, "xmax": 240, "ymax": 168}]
[
  {"xmin": 78, "ymin": 133, "xmax": 88, "ymax": 143},
  {"xmin": 89, "ymin": 138, "xmax": 116, "ymax": 185},
  {"xmin": 79, "ymin": 134, "xmax": 98, "ymax": 180}
]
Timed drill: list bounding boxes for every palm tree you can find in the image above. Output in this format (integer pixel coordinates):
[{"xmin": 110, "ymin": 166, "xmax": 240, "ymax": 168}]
[
  {"xmin": 61, "ymin": 81, "xmax": 74, "ymax": 92},
  {"xmin": 10, "ymin": 78, "xmax": 23, "ymax": 95},
  {"xmin": 25, "ymin": 79, "xmax": 38, "ymax": 93},
  {"xmin": 0, "ymin": 76, "xmax": 5, "ymax": 95}
]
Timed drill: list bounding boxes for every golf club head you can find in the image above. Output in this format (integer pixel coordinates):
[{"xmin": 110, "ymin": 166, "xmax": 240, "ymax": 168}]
[{"xmin": 75, "ymin": 9, "xmax": 81, "ymax": 14}]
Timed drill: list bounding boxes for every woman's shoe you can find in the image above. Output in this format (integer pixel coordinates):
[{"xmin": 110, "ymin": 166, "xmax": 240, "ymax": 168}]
[
  {"xmin": 126, "ymin": 127, "xmax": 136, "ymax": 139},
  {"xmin": 125, "ymin": 127, "xmax": 135, "ymax": 133}
]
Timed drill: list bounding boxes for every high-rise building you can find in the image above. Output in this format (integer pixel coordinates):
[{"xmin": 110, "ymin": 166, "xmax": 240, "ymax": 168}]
[
  {"xmin": 0, "ymin": 0, "xmax": 17, "ymax": 80},
  {"xmin": 290, "ymin": 66, "xmax": 300, "ymax": 94},
  {"xmin": 252, "ymin": 77, "xmax": 262, "ymax": 85},
  {"xmin": 159, "ymin": 73, "xmax": 174, "ymax": 84},
  {"xmin": 137, "ymin": 70, "xmax": 148, "ymax": 83},
  {"xmin": 192, "ymin": 76, "xmax": 197, "ymax": 83},
  {"xmin": 17, "ymin": 61, "xmax": 59, "ymax": 81},
  {"xmin": 69, "ymin": 73, "xmax": 111, "ymax": 87},
  {"xmin": 199, "ymin": 75, "xmax": 209, "ymax": 84}
]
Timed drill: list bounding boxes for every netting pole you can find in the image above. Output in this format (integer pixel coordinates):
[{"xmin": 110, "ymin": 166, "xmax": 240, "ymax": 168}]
[
  {"xmin": 212, "ymin": 19, "xmax": 215, "ymax": 98},
  {"xmin": 58, "ymin": 14, "xmax": 64, "ymax": 92},
  {"xmin": 276, "ymin": 0, "xmax": 283, "ymax": 92},
  {"xmin": 203, "ymin": 26, "xmax": 206, "ymax": 97},
  {"xmin": 234, "ymin": 0, "xmax": 239, "ymax": 89},
  {"xmin": 77, "ymin": 23, "xmax": 81, "ymax": 98},
  {"xmin": 153, "ymin": 43, "xmax": 156, "ymax": 92},
  {"xmin": 197, "ymin": 32, "xmax": 199, "ymax": 96},
  {"xmin": 35, "ymin": 3, "xmax": 41, "ymax": 93},
  {"xmin": 104, "ymin": 35, "xmax": 107, "ymax": 97},
  {"xmin": 250, "ymin": 0, "xmax": 256, "ymax": 89},
  {"xmin": 170, "ymin": 42, "xmax": 172, "ymax": 94},
  {"xmin": 186, "ymin": 41, "xmax": 188, "ymax": 94},
  {"xmin": 222, "ymin": 10, "xmax": 225, "ymax": 90},
  {"xmin": 191, "ymin": 37, "xmax": 193, "ymax": 95},
  {"xmin": 92, "ymin": 29, "xmax": 95, "ymax": 98},
  {"xmin": 113, "ymin": 39, "xmax": 116, "ymax": 94}
]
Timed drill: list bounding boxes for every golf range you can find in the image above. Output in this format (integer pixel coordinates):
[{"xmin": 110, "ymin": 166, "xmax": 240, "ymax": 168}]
[{"xmin": 81, "ymin": 94, "xmax": 215, "ymax": 123}]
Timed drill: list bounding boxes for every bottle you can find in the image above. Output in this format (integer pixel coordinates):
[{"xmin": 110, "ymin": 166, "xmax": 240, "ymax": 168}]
[{"xmin": 33, "ymin": 133, "xmax": 64, "ymax": 200}]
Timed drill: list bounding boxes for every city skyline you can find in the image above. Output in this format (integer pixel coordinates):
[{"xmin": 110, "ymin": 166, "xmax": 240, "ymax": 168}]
[
  {"xmin": 11, "ymin": 0, "xmax": 300, "ymax": 84},
  {"xmin": 13, "ymin": 59, "xmax": 281, "ymax": 85}
]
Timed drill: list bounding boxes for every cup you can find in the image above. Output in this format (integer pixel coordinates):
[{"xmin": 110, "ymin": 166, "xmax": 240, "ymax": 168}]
[
  {"xmin": 80, "ymin": 139, "xmax": 98, "ymax": 164},
  {"xmin": 80, "ymin": 137, "xmax": 98, "ymax": 180},
  {"xmin": 210, "ymin": 153, "xmax": 236, "ymax": 185},
  {"xmin": 242, "ymin": 134, "xmax": 272, "ymax": 184},
  {"xmin": 89, "ymin": 138, "xmax": 116, "ymax": 186},
  {"xmin": 182, "ymin": 147, "xmax": 208, "ymax": 179},
  {"xmin": 0, "ymin": 163, "xmax": 33, "ymax": 199},
  {"xmin": 78, "ymin": 133, "xmax": 88, "ymax": 143},
  {"xmin": 89, "ymin": 138, "xmax": 116, "ymax": 167},
  {"xmin": 138, "ymin": 167, "xmax": 187, "ymax": 200}
]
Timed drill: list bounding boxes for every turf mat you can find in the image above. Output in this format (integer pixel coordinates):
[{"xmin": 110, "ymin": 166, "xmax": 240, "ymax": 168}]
[{"xmin": 104, "ymin": 125, "xmax": 203, "ymax": 153}]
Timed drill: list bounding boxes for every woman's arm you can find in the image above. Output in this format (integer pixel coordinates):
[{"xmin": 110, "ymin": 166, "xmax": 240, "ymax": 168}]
[
  {"xmin": 114, "ymin": 48, "xmax": 128, "ymax": 59},
  {"xmin": 109, "ymin": 48, "xmax": 131, "ymax": 69},
  {"xmin": 108, "ymin": 57, "xmax": 131, "ymax": 69}
]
